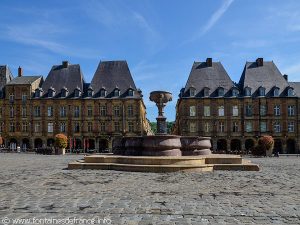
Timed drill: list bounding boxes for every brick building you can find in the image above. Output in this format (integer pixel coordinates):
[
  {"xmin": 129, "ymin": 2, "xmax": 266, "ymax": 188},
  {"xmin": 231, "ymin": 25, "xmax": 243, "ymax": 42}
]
[
  {"xmin": 0, "ymin": 60, "xmax": 151, "ymax": 151},
  {"xmin": 174, "ymin": 58, "xmax": 300, "ymax": 154}
]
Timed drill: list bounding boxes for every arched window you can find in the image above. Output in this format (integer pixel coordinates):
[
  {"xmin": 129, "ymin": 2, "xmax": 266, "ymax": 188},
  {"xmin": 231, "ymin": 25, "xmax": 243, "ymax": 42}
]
[
  {"xmin": 232, "ymin": 88, "xmax": 239, "ymax": 97},
  {"xmin": 128, "ymin": 89, "xmax": 134, "ymax": 96},
  {"xmin": 259, "ymin": 87, "xmax": 265, "ymax": 96},
  {"xmin": 87, "ymin": 88, "xmax": 93, "ymax": 97},
  {"xmin": 244, "ymin": 87, "xmax": 251, "ymax": 96},
  {"xmin": 48, "ymin": 88, "xmax": 55, "ymax": 98},
  {"xmin": 203, "ymin": 87, "xmax": 210, "ymax": 97},
  {"xmin": 189, "ymin": 87, "xmax": 196, "ymax": 97},
  {"xmin": 273, "ymin": 87, "xmax": 280, "ymax": 97},
  {"xmin": 74, "ymin": 88, "xmax": 81, "ymax": 98},
  {"xmin": 100, "ymin": 89, "xmax": 106, "ymax": 97},
  {"xmin": 287, "ymin": 88, "xmax": 294, "ymax": 97},
  {"xmin": 61, "ymin": 88, "xmax": 68, "ymax": 98},
  {"xmin": 218, "ymin": 87, "xmax": 224, "ymax": 97},
  {"xmin": 35, "ymin": 88, "xmax": 43, "ymax": 98}
]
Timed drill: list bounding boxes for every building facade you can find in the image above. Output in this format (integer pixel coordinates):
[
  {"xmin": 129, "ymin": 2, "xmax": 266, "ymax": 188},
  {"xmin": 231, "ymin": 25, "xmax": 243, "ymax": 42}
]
[
  {"xmin": 174, "ymin": 58, "xmax": 300, "ymax": 154},
  {"xmin": 0, "ymin": 61, "xmax": 151, "ymax": 151}
]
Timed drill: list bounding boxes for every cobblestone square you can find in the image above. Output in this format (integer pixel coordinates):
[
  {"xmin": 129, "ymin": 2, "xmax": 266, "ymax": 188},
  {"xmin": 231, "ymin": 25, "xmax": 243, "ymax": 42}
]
[{"xmin": 0, "ymin": 154, "xmax": 299, "ymax": 225}]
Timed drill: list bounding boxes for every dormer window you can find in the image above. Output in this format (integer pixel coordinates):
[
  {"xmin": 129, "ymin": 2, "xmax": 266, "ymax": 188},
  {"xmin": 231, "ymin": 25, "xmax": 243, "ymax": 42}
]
[
  {"xmin": 258, "ymin": 87, "xmax": 265, "ymax": 96},
  {"xmin": 35, "ymin": 88, "xmax": 43, "ymax": 98},
  {"xmin": 128, "ymin": 89, "xmax": 134, "ymax": 97},
  {"xmin": 189, "ymin": 87, "xmax": 196, "ymax": 97},
  {"xmin": 218, "ymin": 87, "xmax": 224, "ymax": 97},
  {"xmin": 74, "ymin": 88, "xmax": 81, "ymax": 98},
  {"xmin": 100, "ymin": 88, "xmax": 106, "ymax": 97},
  {"xmin": 61, "ymin": 87, "xmax": 68, "ymax": 98},
  {"xmin": 87, "ymin": 88, "xmax": 93, "ymax": 97},
  {"xmin": 203, "ymin": 87, "xmax": 210, "ymax": 97},
  {"xmin": 273, "ymin": 87, "xmax": 280, "ymax": 97},
  {"xmin": 244, "ymin": 87, "xmax": 251, "ymax": 96},
  {"xmin": 287, "ymin": 87, "xmax": 295, "ymax": 97},
  {"xmin": 114, "ymin": 89, "xmax": 120, "ymax": 97},
  {"xmin": 232, "ymin": 88, "xmax": 239, "ymax": 97},
  {"xmin": 48, "ymin": 87, "xmax": 55, "ymax": 98}
]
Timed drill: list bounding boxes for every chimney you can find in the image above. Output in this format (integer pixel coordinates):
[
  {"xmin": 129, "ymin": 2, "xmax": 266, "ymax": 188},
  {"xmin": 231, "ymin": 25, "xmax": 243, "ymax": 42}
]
[
  {"xmin": 283, "ymin": 74, "xmax": 288, "ymax": 81},
  {"xmin": 256, "ymin": 58, "xmax": 264, "ymax": 67},
  {"xmin": 18, "ymin": 66, "xmax": 22, "ymax": 77},
  {"xmin": 62, "ymin": 61, "xmax": 69, "ymax": 68},
  {"xmin": 206, "ymin": 58, "xmax": 212, "ymax": 67}
]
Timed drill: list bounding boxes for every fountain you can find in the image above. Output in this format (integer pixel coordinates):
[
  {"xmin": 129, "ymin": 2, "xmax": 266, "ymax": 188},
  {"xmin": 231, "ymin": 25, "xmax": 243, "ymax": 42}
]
[{"xmin": 68, "ymin": 91, "xmax": 259, "ymax": 172}]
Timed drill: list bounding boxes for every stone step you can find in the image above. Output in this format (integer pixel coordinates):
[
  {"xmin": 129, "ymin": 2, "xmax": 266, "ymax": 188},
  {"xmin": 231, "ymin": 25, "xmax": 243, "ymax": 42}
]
[
  {"xmin": 205, "ymin": 155, "xmax": 243, "ymax": 164},
  {"xmin": 213, "ymin": 164, "xmax": 260, "ymax": 171}
]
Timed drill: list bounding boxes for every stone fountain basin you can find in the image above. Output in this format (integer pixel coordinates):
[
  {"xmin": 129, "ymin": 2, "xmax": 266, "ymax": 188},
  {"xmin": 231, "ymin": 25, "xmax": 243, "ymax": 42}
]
[{"xmin": 181, "ymin": 136, "xmax": 212, "ymax": 156}]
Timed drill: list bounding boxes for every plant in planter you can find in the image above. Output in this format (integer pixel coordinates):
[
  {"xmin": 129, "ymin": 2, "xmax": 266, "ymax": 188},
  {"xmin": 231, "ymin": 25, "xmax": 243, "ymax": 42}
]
[
  {"xmin": 252, "ymin": 136, "xmax": 274, "ymax": 156},
  {"xmin": 55, "ymin": 134, "xmax": 68, "ymax": 155}
]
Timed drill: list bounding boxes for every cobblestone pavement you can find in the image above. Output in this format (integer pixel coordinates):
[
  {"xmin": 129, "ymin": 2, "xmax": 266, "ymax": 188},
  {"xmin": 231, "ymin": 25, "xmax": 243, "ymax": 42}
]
[{"xmin": 0, "ymin": 153, "xmax": 299, "ymax": 225}]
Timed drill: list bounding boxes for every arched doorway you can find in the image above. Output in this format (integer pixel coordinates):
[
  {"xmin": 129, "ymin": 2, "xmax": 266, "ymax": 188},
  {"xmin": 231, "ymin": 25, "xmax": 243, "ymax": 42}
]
[
  {"xmin": 75, "ymin": 139, "xmax": 82, "ymax": 149},
  {"xmin": 245, "ymin": 139, "xmax": 255, "ymax": 153},
  {"xmin": 47, "ymin": 138, "xmax": 55, "ymax": 147},
  {"xmin": 99, "ymin": 139, "xmax": 108, "ymax": 152},
  {"xmin": 230, "ymin": 139, "xmax": 241, "ymax": 153},
  {"xmin": 88, "ymin": 139, "xmax": 95, "ymax": 150},
  {"xmin": 273, "ymin": 139, "xmax": 283, "ymax": 154},
  {"xmin": 217, "ymin": 139, "xmax": 227, "ymax": 153},
  {"xmin": 0, "ymin": 137, "xmax": 5, "ymax": 148},
  {"xmin": 9, "ymin": 138, "xmax": 18, "ymax": 150},
  {"xmin": 34, "ymin": 138, "xmax": 43, "ymax": 148},
  {"xmin": 22, "ymin": 138, "xmax": 30, "ymax": 151},
  {"xmin": 286, "ymin": 139, "xmax": 296, "ymax": 154}
]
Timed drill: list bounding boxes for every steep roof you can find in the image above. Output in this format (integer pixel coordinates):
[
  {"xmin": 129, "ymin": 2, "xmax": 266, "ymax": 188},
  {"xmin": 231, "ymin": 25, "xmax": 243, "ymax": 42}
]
[
  {"xmin": 41, "ymin": 62, "xmax": 84, "ymax": 97},
  {"xmin": 91, "ymin": 61, "xmax": 139, "ymax": 98},
  {"xmin": 238, "ymin": 60, "xmax": 289, "ymax": 96},
  {"xmin": 183, "ymin": 61, "xmax": 234, "ymax": 97},
  {"xmin": 289, "ymin": 82, "xmax": 300, "ymax": 97},
  {"xmin": 6, "ymin": 76, "xmax": 42, "ymax": 85},
  {"xmin": 0, "ymin": 65, "xmax": 14, "ymax": 88}
]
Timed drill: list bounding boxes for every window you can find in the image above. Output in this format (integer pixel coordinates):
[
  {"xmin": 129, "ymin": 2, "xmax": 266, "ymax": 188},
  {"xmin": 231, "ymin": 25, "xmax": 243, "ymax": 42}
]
[
  {"xmin": 35, "ymin": 89, "xmax": 41, "ymax": 98},
  {"xmin": 246, "ymin": 105, "xmax": 253, "ymax": 116},
  {"xmin": 259, "ymin": 87, "xmax": 265, "ymax": 96},
  {"xmin": 60, "ymin": 106, "xmax": 66, "ymax": 117},
  {"xmin": 232, "ymin": 105, "xmax": 238, "ymax": 116},
  {"xmin": 22, "ymin": 93, "xmax": 27, "ymax": 102},
  {"xmin": 9, "ymin": 93, "xmax": 14, "ymax": 102},
  {"xmin": 246, "ymin": 122, "xmax": 252, "ymax": 132},
  {"xmin": 87, "ymin": 106, "xmax": 93, "ymax": 117},
  {"xmin": 22, "ymin": 122, "xmax": 28, "ymax": 132},
  {"xmin": 47, "ymin": 106, "xmax": 53, "ymax": 117},
  {"xmin": 260, "ymin": 105, "xmax": 267, "ymax": 116},
  {"xmin": 88, "ymin": 122, "xmax": 93, "ymax": 132},
  {"xmin": 35, "ymin": 122, "xmax": 41, "ymax": 133},
  {"xmin": 203, "ymin": 88, "xmax": 210, "ymax": 97},
  {"xmin": 260, "ymin": 121, "xmax": 267, "ymax": 132},
  {"xmin": 48, "ymin": 122, "xmax": 53, "ymax": 133},
  {"xmin": 100, "ymin": 105, "xmax": 106, "ymax": 116},
  {"xmin": 34, "ymin": 106, "xmax": 41, "ymax": 117},
  {"xmin": 288, "ymin": 105, "xmax": 295, "ymax": 116},
  {"xmin": 273, "ymin": 121, "xmax": 281, "ymax": 133},
  {"xmin": 218, "ymin": 88, "xmax": 224, "ymax": 97},
  {"xmin": 48, "ymin": 89, "xmax": 55, "ymax": 98},
  {"xmin": 61, "ymin": 89, "xmax": 68, "ymax": 97},
  {"xmin": 218, "ymin": 106, "xmax": 224, "ymax": 117},
  {"xmin": 128, "ymin": 121, "xmax": 134, "ymax": 132},
  {"xmin": 128, "ymin": 89, "xmax": 134, "ymax": 96},
  {"xmin": 274, "ymin": 105, "xmax": 281, "ymax": 116},
  {"xmin": 74, "ymin": 122, "xmax": 80, "ymax": 133},
  {"xmin": 273, "ymin": 88, "xmax": 279, "ymax": 97},
  {"xmin": 219, "ymin": 121, "xmax": 225, "ymax": 132},
  {"xmin": 190, "ymin": 106, "xmax": 196, "ymax": 117},
  {"xmin": 190, "ymin": 88, "xmax": 196, "ymax": 97},
  {"xmin": 190, "ymin": 122, "xmax": 196, "ymax": 132},
  {"xmin": 287, "ymin": 88, "xmax": 294, "ymax": 97},
  {"xmin": 288, "ymin": 121, "xmax": 295, "ymax": 133},
  {"xmin": 232, "ymin": 89, "xmax": 239, "ymax": 97},
  {"xmin": 114, "ymin": 89, "xmax": 120, "ymax": 97},
  {"xmin": 232, "ymin": 122, "xmax": 239, "ymax": 132},
  {"xmin": 60, "ymin": 122, "xmax": 66, "ymax": 133},
  {"xmin": 114, "ymin": 121, "xmax": 120, "ymax": 132},
  {"xmin": 204, "ymin": 122, "xmax": 210, "ymax": 133},
  {"xmin": 128, "ymin": 105, "xmax": 133, "ymax": 117},
  {"xmin": 100, "ymin": 122, "xmax": 106, "ymax": 132},
  {"xmin": 74, "ymin": 106, "xmax": 80, "ymax": 117},
  {"xmin": 10, "ymin": 107, "xmax": 14, "ymax": 118},
  {"xmin": 9, "ymin": 122, "xmax": 15, "ymax": 132},
  {"xmin": 114, "ymin": 106, "xmax": 120, "ymax": 116},
  {"xmin": 100, "ymin": 89, "xmax": 106, "ymax": 97},
  {"xmin": 74, "ymin": 89, "xmax": 81, "ymax": 98},
  {"xmin": 87, "ymin": 89, "xmax": 93, "ymax": 97},
  {"xmin": 204, "ymin": 106, "xmax": 210, "ymax": 117},
  {"xmin": 244, "ymin": 87, "xmax": 251, "ymax": 96},
  {"xmin": 22, "ymin": 106, "xmax": 27, "ymax": 118}
]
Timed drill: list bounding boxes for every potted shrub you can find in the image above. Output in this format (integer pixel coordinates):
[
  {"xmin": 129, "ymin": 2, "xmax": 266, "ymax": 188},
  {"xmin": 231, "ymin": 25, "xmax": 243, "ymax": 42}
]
[
  {"xmin": 55, "ymin": 134, "xmax": 68, "ymax": 155},
  {"xmin": 252, "ymin": 136, "xmax": 274, "ymax": 157}
]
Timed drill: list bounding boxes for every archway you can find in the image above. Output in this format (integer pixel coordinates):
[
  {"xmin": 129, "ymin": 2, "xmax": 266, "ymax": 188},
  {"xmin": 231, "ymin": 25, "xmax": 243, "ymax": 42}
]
[
  {"xmin": 88, "ymin": 139, "xmax": 95, "ymax": 150},
  {"xmin": 0, "ymin": 137, "xmax": 5, "ymax": 148},
  {"xmin": 217, "ymin": 139, "xmax": 227, "ymax": 153},
  {"xmin": 273, "ymin": 139, "xmax": 283, "ymax": 154},
  {"xmin": 75, "ymin": 138, "xmax": 82, "ymax": 149},
  {"xmin": 286, "ymin": 139, "xmax": 296, "ymax": 154},
  {"xmin": 47, "ymin": 138, "xmax": 55, "ymax": 147},
  {"xmin": 230, "ymin": 139, "xmax": 241, "ymax": 153},
  {"xmin": 34, "ymin": 138, "xmax": 43, "ymax": 148},
  {"xmin": 22, "ymin": 138, "xmax": 30, "ymax": 151},
  {"xmin": 99, "ymin": 139, "xmax": 108, "ymax": 152},
  {"xmin": 245, "ymin": 139, "xmax": 255, "ymax": 153},
  {"xmin": 9, "ymin": 138, "xmax": 18, "ymax": 150}
]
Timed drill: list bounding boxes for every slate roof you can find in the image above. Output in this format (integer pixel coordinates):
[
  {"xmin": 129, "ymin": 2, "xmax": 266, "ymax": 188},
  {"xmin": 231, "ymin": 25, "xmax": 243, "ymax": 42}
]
[
  {"xmin": 91, "ymin": 61, "xmax": 140, "ymax": 98},
  {"xmin": 182, "ymin": 61, "xmax": 234, "ymax": 97},
  {"xmin": 0, "ymin": 65, "xmax": 14, "ymax": 88},
  {"xmin": 289, "ymin": 82, "xmax": 300, "ymax": 97},
  {"xmin": 6, "ymin": 76, "xmax": 42, "ymax": 85},
  {"xmin": 238, "ymin": 61, "xmax": 289, "ymax": 96},
  {"xmin": 41, "ymin": 63, "xmax": 84, "ymax": 98}
]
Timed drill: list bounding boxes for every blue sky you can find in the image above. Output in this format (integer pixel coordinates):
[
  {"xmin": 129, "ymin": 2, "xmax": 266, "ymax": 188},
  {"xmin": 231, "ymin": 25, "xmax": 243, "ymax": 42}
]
[{"xmin": 1, "ymin": 0, "xmax": 300, "ymax": 121}]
